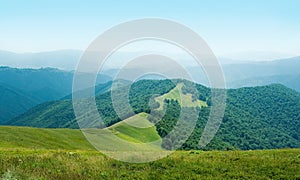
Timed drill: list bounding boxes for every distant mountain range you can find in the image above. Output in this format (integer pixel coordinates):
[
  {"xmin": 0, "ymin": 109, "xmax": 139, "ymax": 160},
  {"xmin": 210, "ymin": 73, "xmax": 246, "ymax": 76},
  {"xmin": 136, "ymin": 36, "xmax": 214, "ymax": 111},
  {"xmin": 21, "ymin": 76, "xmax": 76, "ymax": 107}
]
[
  {"xmin": 100, "ymin": 56, "xmax": 300, "ymax": 91},
  {"xmin": 0, "ymin": 50, "xmax": 81, "ymax": 70},
  {"xmin": 0, "ymin": 50, "xmax": 299, "ymax": 125},
  {"xmin": 0, "ymin": 66, "xmax": 111, "ymax": 122},
  {"xmin": 223, "ymin": 56, "xmax": 300, "ymax": 91},
  {"xmin": 0, "ymin": 49, "xmax": 299, "ymax": 90}
]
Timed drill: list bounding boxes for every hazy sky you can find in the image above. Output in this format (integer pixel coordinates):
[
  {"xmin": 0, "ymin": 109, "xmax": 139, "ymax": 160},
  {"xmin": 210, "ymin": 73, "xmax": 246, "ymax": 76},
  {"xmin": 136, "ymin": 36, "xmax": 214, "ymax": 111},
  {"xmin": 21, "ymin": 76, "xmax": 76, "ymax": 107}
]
[{"xmin": 1, "ymin": 0, "xmax": 300, "ymax": 60}]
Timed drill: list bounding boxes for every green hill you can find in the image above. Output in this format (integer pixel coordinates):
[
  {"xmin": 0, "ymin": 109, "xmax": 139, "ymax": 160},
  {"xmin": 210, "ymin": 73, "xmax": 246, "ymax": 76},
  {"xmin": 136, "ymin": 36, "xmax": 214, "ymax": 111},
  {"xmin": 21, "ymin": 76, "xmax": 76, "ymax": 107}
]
[
  {"xmin": 0, "ymin": 66, "xmax": 112, "ymax": 101},
  {"xmin": 7, "ymin": 100, "xmax": 77, "ymax": 128},
  {"xmin": 154, "ymin": 83, "xmax": 207, "ymax": 110},
  {"xmin": 8, "ymin": 79, "xmax": 177, "ymax": 128},
  {"xmin": 80, "ymin": 113, "xmax": 163, "ymax": 153},
  {"xmin": 0, "ymin": 112, "xmax": 161, "ymax": 151},
  {"xmin": 61, "ymin": 79, "xmax": 131, "ymax": 100},
  {"xmin": 0, "ymin": 84, "xmax": 40, "ymax": 123},
  {"xmin": 8, "ymin": 79, "xmax": 300, "ymax": 151},
  {"xmin": 0, "ymin": 67, "xmax": 113, "ymax": 123},
  {"xmin": 0, "ymin": 67, "xmax": 74, "ymax": 102},
  {"xmin": 0, "ymin": 126, "xmax": 93, "ymax": 150},
  {"xmin": 108, "ymin": 112, "xmax": 161, "ymax": 143},
  {"xmin": 180, "ymin": 84, "xmax": 300, "ymax": 150}
]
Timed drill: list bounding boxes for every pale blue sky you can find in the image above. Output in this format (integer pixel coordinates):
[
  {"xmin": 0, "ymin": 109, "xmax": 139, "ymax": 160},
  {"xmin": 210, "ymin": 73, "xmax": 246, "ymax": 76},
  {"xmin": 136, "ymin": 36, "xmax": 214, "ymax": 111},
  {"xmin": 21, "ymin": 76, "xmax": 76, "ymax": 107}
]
[{"xmin": 1, "ymin": 0, "xmax": 300, "ymax": 60}]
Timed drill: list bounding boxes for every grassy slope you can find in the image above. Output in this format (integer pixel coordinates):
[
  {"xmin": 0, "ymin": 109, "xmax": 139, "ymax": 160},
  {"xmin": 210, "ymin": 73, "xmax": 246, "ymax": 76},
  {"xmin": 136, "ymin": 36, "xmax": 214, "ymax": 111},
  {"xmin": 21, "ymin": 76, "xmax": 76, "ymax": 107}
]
[
  {"xmin": 0, "ymin": 126, "xmax": 94, "ymax": 150},
  {"xmin": 1, "ymin": 112, "xmax": 162, "ymax": 151},
  {"xmin": 108, "ymin": 112, "xmax": 161, "ymax": 143},
  {"xmin": 81, "ymin": 113, "xmax": 163, "ymax": 152},
  {"xmin": 155, "ymin": 83, "xmax": 207, "ymax": 110}
]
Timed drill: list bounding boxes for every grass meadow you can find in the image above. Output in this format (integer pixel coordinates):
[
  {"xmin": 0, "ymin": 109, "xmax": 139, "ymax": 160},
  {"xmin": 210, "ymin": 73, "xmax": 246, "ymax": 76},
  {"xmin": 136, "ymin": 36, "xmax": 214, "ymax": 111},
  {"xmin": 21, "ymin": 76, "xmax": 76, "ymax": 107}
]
[{"xmin": 0, "ymin": 148, "xmax": 299, "ymax": 179}]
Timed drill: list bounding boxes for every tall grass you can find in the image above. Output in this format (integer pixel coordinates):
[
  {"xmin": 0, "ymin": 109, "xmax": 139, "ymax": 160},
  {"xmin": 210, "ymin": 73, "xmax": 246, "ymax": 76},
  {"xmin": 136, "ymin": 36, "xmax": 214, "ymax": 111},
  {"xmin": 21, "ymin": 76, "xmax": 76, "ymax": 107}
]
[{"xmin": 0, "ymin": 148, "xmax": 299, "ymax": 179}]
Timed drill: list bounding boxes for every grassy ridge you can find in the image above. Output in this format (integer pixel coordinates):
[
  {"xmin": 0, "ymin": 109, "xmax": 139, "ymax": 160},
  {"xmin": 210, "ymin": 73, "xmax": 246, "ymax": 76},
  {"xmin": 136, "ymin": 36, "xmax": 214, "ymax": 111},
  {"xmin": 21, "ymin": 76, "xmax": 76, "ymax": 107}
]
[
  {"xmin": 0, "ymin": 148, "xmax": 299, "ymax": 179},
  {"xmin": 0, "ymin": 126, "xmax": 94, "ymax": 150},
  {"xmin": 81, "ymin": 113, "xmax": 163, "ymax": 153},
  {"xmin": 108, "ymin": 113, "xmax": 161, "ymax": 143},
  {"xmin": 0, "ymin": 113, "xmax": 162, "ymax": 151}
]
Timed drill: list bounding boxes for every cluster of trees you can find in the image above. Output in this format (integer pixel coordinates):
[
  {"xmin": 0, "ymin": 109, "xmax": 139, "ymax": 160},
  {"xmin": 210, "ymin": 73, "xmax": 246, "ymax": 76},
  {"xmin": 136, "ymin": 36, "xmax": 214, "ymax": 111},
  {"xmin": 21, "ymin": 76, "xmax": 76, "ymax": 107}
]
[{"xmin": 149, "ymin": 81, "xmax": 300, "ymax": 150}]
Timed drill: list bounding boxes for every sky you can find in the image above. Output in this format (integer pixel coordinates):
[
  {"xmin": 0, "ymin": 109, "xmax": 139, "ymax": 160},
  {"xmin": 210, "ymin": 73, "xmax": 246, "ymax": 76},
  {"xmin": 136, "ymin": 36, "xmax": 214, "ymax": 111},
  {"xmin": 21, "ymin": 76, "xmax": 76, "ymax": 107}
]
[{"xmin": 0, "ymin": 0, "xmax": 300, "ymax": 60}]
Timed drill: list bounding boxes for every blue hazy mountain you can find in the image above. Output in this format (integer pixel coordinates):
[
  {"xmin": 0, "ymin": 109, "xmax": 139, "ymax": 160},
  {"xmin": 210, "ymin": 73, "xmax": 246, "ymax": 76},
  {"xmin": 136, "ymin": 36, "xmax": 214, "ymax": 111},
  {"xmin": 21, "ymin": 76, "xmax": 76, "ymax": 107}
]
[
  {"xmin": 0, "ymin": 84, "xmax": 39, "ymax": 123},
  {"xmin": 0, "ymin": 50, "xmax": 299, "ymax": 91},
  {"xmin": 102, "ymin": 56, "xmax": 300, "ymax": 91},
  {"xmin": 0, "ymin": 66, "xmax": 112, "ymax": 123},
  {"xmin": 223, "ymin": 56, "xmax": 300, "ymax": 91}
]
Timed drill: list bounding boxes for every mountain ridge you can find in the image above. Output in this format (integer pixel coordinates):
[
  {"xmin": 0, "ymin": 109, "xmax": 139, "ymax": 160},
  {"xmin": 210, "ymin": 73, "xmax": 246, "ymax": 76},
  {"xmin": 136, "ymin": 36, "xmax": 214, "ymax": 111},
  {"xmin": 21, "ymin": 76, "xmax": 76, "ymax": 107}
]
[{"xmin": 7, "ymin": 79, "xmax": 300, "ymax": 151}]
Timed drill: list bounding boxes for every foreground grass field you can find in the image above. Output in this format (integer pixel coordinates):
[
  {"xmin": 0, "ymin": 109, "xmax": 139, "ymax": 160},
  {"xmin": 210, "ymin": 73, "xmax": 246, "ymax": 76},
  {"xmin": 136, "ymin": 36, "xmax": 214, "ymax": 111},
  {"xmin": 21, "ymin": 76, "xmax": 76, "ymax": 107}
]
[
  {"xmin": 0, "ymin": 148, "xmax": 299, "ymax": 179},
  {"xmin": 0, "ymin": 126, "xmax": 299, "ymax": 179}
]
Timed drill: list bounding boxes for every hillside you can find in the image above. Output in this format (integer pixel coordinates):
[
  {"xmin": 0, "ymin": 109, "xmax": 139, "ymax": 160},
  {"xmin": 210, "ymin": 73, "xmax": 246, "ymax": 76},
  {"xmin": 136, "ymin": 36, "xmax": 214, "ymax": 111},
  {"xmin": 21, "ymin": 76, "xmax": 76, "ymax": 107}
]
[
  {"xmin": 102, "ymin": 56, "xmax": 300, "ymax": 91},
  {"xmin": 0, "ymin": 114, "xmax": 161, "ymax": 151},
  {"xmin": 0, "ymin": 66, "xmax": 112, "ymax": 102},
  {"xmin": 228, "ymin": 74, "xmax": 300, "ymax": 92},
  {"xmin": 181, "ymin": 84, "xmax": 300, "ymax": 150},
  {"xmin": 224, "ymin": 58, "xmax": 300, "ymax": 91},
  {"xmin": 0, "ymin": 84, "xmax": 39, "ymax": 123},
  {"xmin": 0, "ymin": 67, "xmax": 112, "ymax": 123},
  {"xmin": 8, "ymin": 79, "xmax": 300, "ymax": 151},
  {"xmin": 61, "ymin": 79, "xmax": 131, "ymax": 100},
  {"xmin": 0, "ymin": 67, "xmax": 74, "ymax": 101},
  {"xmin": 1, "ymin": 113, "xmax": 161, "ymax": 150},
  {"xmin": 9, "ymin": 79, "xmax": 177, "ymax": 128},
  {"xmin": 108, "ymin": 113, "xmax": 161, "ymax": 143},
  {"xmin": 222, "ymin": 56, "xmax": 300, "ymax": 82},
  {"xmin": 154, "ymin": 83, "xmax": 207, "ymax": 110},
  {"xmin": 0, "ymin": 126, "xmax": 93, "ymax": 150}
]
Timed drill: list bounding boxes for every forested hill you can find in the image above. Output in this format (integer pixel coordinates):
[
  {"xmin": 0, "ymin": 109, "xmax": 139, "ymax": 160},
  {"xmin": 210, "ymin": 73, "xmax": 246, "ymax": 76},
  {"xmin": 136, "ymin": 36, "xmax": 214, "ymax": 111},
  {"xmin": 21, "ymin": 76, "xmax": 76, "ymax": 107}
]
[
  {"xmin": 0, "ymin": 66, "xmax": 113, "ymax": 123},
  {"xmin": 182, "ymin": 84, "xmax": 300, "ymax": 150},
  {"xmin": 7, "ymin": 79, "xmax": 300, "ymax": 150},
  {"xmin": 0, "ymin": 84, "xmax": 39, "ymax": 123}
]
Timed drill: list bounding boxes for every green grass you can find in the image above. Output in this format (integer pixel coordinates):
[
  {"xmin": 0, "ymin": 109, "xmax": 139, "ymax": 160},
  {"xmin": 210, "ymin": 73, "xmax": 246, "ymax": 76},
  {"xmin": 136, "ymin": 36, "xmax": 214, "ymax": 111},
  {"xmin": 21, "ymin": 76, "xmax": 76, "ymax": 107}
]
[
  {"xmin": 1, "ymin": 112, "xmax": 162, "ymax": 152},
  {"xmin": 0, "ymin": 126, "xmax": 300, "ymax": 179},
  {"xmin": 0, "ymin": 148, "xmax": 299, "ymax": 179},
  {"xmin": 0, "ymin": 126, "xmax": 299, "ymax": 179},
  {"xmin": 155, "ymin": 83, "xmax": 207, "ymax": 110},
  {"xmin": 0, "ymin": 126, "xmax": 94, "ymax": 150},
  {"xmin": 109, "ymin": 112, "xmax": 161, "ymax": 143},
  {"xmin": 80, "ymin": 113, "xmax": 163, "ymax": 153}
]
